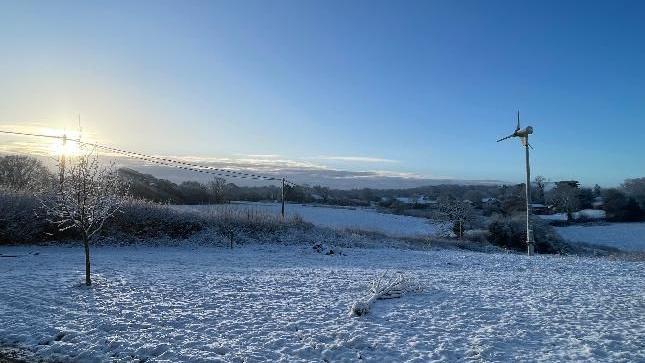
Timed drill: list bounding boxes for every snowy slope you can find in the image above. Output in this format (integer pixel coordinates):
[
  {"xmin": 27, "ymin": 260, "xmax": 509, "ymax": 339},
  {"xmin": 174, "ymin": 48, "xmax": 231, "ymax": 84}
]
[
  {"xmin": 555, "ymin": 223, "xmax": 645, "ymax": 252},
  {"xmin": 1, "ymin": 245, "xmax": 643, "ymax": 362},
  {"xmin": 177, "ymin": 202, "xmax": 444, "ymax": 238}
]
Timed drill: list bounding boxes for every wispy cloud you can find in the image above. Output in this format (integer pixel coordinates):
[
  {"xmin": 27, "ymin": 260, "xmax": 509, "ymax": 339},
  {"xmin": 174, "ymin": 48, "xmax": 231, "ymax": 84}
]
[
  {"xmin": 242, "ymin": 154, "xmax": 281, "ymax": 159},
  {"xmin": 0, "ymin": 125, "xmax": 502, "ymax": 189},
  {"xmin": 312, "ymin": 156, "xmax": 399, "ymax": 163},
  {"xmin": 113, "ymin": 154, "xmax": 502, "ymax": 189},
  {"xmin": 167, "ymin": 155, "xmax": 326, "ymax": 171}
]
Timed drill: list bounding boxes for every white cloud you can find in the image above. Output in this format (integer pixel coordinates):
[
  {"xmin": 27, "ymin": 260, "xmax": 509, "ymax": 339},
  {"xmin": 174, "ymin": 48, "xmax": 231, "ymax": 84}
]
[
  {"xmin": 0, "ymin": 126, "xmax": 503, "ymax": 189},
  {"xmin": 312, "ymin": 156, "xmax": 399, "ymax": 163},
  {"xmin": 111, "ymin": 154, "xmax": 503, "ymax": 189}
]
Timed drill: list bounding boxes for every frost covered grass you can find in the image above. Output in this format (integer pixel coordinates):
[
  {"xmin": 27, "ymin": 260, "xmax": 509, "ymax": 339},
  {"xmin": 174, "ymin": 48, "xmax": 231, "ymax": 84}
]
[
  {"xmin": 555, "ymin": 222, "xmax": 645, "ymax": 252},
  {"xmin": 1, "ymin": 245, "xmax": 643, "ymax": 362},
  {"xmin": 176, "ymin": 202, "xmax": 444, "ymax": 238}
]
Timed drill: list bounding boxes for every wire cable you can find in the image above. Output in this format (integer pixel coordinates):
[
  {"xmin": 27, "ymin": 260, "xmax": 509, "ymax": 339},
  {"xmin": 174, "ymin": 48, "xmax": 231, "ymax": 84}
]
[
  {"xmin": 0, "ymin": 130, "xmax": 65, "ymax": 140},
  {"xmin": 111, "ymin": 151, "xmax": 267, "ymax": 181},
  {"xmin": 0, "ymin": 129, "xmax": 298, "ymax": 185},
  {"xmin": 74, "ymin": 140, "xmax": 280, "ymax": 181}
]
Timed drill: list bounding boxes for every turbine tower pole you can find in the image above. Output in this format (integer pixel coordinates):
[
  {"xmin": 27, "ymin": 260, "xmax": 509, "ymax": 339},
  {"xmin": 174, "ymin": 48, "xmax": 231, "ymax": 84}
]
[
  {"xmin": 524, "ymin": 130, "xmax": 535, "ymax": 256},
  {"xmin": 498, "ymin": 111, "xmax": 535, "ymax": 256}
]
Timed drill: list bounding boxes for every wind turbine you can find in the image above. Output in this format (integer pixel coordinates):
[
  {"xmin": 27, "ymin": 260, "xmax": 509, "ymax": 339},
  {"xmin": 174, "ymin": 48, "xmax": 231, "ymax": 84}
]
[{"xmin": 497, "ymin": 111, "xmax": 535, "ymax": 256}]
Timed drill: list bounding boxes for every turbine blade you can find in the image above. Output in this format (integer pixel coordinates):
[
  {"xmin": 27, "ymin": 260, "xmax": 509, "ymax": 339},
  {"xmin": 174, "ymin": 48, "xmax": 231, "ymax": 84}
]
[
  {"xmin": 516, "ymin": 111, "xmax": 520, "ymax": 131},
  {"xmin": 496, "ymin": 134, "xmax": 514, "ymax": 142}
]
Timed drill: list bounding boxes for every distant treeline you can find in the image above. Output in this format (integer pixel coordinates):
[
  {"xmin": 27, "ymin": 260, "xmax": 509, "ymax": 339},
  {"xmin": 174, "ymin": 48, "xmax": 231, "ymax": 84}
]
[
  {"xmin": 2, "ymin": 155, "xmax": 644, "ymax": 254},
  {"xmin": 119, "ymin": 168, "xmax": 644, "ymax": 221},
  {"xmin": 117, "ymin": 167, "xmax": 503, "ymax": 206},
  {"xmin": 1, "ymin": 156, "xmax": 644, "ymax": 223}
]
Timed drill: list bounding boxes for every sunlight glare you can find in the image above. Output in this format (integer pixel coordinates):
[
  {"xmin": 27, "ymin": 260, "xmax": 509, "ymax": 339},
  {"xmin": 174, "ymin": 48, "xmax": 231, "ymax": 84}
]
[{"xmin": 46, "ymin": 129, "xmax": 83, "ymax": 157}]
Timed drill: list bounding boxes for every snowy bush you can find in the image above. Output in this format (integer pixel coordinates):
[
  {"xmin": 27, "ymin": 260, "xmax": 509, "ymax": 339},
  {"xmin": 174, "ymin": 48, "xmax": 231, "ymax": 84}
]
[
  {"xmin": 0, "ymin": 191, "xmax": 46, "ymax": 244},
  {"xmin": 107, "ymin": 202, "xmax": 313, "ymax": 246},
  {"xmin": 108, "ymin": 199, "xmax": 205, "ymax": 239},
  {"xmin": 203, "ymin": 206, "xmax": 311, "ymax": 237},
  {"xmin": 464, "ymin": 229, "xmax": 489, "ymax": 243},
  {"xmin": 0, "ymin": 190, "xmax": 78, "ymax": 244},
  {"xmin": 487, "ymin": 214, "xmax": 566, "ymax": 254}
]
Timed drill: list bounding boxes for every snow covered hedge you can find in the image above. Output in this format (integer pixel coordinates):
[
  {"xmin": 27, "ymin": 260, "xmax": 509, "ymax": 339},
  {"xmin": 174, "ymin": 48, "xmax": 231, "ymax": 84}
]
[
  {"xmin": 0, "ymin": 192, "xmax": 314, "ymax": 245},
  {"xmin": 100, "ymin": 200, "xmax": 314, "ymax": 244},
  {"xmin": 487, "ymin": 214, "xmax": 567, "ymax": 254},
  {"xmin": 107, "ymin": 199, "xmax": 206, "ymax": 239},
  {"xmin": 0, "ymin": 191, "xmax": 49, "ymax": 244}
]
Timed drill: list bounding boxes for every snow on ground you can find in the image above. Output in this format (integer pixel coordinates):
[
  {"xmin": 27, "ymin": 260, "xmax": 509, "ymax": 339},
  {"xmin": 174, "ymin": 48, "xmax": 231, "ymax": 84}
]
[
  {"xmin": 556, "ymin": 222, "xmax": 645, "ymax": 252},
  {"xmin": 177, "ymin": 202, "xmax": 443, "ymax": 238},
  {"xmin": 538, "ymin": 213, "xmax": 569, "ymax": 222},
  {"xmin": 1, "ymin": 245, "xmax": 643, "ymax": 362},
  {"xmin": 538, "ymin": 209, "xmax": 606, "ymax": 222}
]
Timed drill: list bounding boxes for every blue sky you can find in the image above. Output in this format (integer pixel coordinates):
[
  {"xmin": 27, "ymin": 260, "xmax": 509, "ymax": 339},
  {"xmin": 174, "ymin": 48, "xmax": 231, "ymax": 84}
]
[{"xmin": 1, "ymin": 0, "xmax": 644, "ymax": 187}]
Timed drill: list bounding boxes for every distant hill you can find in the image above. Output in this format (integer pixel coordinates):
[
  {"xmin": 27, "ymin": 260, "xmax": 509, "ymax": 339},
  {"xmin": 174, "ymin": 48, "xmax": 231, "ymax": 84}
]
[
  {"xmin": 118, "ymin": 168, "xmax": 188, "ymax": 203},
  {"xmin": 118, "ymin": 167, "xmax": 505, "ymax": 206}
]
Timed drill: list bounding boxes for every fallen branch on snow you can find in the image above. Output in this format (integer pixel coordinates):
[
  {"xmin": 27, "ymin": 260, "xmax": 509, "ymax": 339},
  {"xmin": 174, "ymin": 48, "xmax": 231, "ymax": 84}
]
[{"xmin": 349, "ymin": 271, "xmax": 422, "ymax": 317}]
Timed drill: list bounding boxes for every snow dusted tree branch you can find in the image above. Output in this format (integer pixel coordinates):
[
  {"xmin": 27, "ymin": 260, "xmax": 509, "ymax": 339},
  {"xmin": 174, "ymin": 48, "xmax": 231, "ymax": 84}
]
[
  {"xmin": 437, "ymin": 196, "xmax": 474, "ymax": 239},
  {"xmin": 40, "ymin": 146, "xmax": 127, "ymax": 286},
  {"xmin": 349, "ymin": 271, "xmax": 422, "ymax": 317}
]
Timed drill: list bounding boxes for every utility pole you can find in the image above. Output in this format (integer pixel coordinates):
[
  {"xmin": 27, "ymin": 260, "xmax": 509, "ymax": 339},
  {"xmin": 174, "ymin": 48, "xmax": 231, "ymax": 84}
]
[
  {"xmin": 497, "ymin": 111, "xmax": 535, "ymax": 256},
  {"xmin": 281, "ymin": 177, "xmax": 285, "ymax": 218},
  {"xmin": 59, "ymin": 133, "xmax": 67, "ymax": 191}
]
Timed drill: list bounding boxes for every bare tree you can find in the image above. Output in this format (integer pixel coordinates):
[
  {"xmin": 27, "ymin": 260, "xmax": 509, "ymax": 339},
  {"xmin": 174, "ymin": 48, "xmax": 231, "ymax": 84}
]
[
  {"xmin": 42, "ymin": 147, "xmax": 125, "ymax": 286},
  {"xmin": 312, "ymin": 185, "xmax": 331, "ymax": 203},
  {"xmin": 533, "ymin": 175, "xmax": 547, "ymax": 203},
  {"xmin": 622, "ymin": 178, "xmax": 645, "ymax": 209},
  {"xmin": 438, "ymin": 196, "xmax": 474, "ymax": 239},
  {"xmin": 0, "ymin": 155, "xmax": 53, "ymax": 192},
  {"xmin": 208, "ymin": 177, "xmax": 228, "ymax": 204},
  {"xmin": 547, "ymin": 183, "xmax": 580, "ymax": 221}
]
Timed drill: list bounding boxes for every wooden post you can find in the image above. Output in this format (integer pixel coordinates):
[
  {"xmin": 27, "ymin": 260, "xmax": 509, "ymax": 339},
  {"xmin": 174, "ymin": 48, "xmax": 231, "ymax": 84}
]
[{"xmin": 281, "ymin": 178, "xmax": 285, "ymax": 218}]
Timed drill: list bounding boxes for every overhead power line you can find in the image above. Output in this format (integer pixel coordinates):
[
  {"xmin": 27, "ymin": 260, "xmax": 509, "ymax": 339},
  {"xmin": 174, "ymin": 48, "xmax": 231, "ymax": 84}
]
[
  {"xmin": 75, "ymin": 139, "xmax": 280, "ymax": 181},
  {"xmin": 0, "ymin": 130, "xmax": 65, "ymax": 140},
  {"xmin": 0, "ymin": 129, "xmax": 298, "ymax": 186}
]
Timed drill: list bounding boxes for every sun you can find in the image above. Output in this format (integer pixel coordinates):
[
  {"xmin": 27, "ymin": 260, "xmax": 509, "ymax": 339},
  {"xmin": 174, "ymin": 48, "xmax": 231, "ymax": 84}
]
[
  {"xmin": 46, "ymin": 129, "xmax": 83, "ymax": 157},
  {"xmin": 50, "ymin": 139, "xmax": 81, "ymax": 157}
]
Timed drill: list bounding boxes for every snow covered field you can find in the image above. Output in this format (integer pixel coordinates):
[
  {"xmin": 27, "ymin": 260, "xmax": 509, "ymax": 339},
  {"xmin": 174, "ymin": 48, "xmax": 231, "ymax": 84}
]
[
  {"xmin": 538, "ymin": 209, "xmax": 606, "ymax": 223},
  {"xmin": 1, "ymin": 245, "xmax": 643, "ymax": 362},
  {"xmin": 556, "ymin": 223, "xmax": 645, "ymax": 252},
  {"xmin": 177, "ymin": 202, "xmax": 443, "ymax": 238}
]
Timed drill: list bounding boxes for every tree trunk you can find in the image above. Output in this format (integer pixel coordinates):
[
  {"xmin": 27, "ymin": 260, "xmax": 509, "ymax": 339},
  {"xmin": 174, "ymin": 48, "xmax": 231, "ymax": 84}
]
[{"xmin": 83, "ymin": 236, "xmax": 91, "ymax": 286}]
